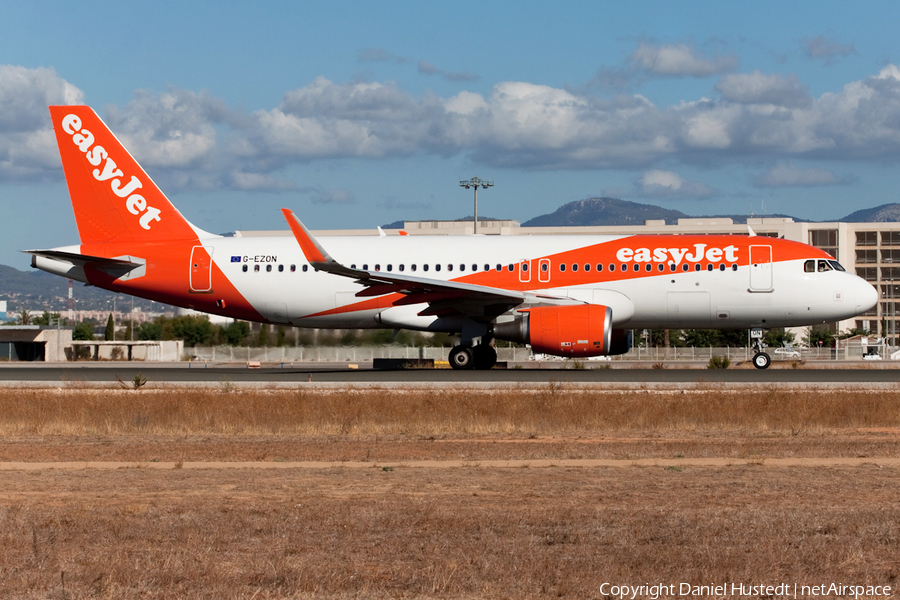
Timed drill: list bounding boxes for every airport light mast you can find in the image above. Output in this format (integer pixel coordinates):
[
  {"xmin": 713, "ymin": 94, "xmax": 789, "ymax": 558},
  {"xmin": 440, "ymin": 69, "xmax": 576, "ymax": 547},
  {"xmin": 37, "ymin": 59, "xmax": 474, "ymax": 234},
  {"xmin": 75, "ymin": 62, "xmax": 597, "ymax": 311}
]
[{"xmin": 459, "ymin": 176, "xmax": 494, "ymax": 234}]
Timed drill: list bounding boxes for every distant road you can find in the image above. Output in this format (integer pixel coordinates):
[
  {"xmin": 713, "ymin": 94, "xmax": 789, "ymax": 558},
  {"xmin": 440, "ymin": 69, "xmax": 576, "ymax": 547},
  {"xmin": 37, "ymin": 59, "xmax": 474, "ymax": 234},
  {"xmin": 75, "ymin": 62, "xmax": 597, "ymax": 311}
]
[{"xmin": 0, "ymin": 362, "xmax": 898, "ymax": 387}]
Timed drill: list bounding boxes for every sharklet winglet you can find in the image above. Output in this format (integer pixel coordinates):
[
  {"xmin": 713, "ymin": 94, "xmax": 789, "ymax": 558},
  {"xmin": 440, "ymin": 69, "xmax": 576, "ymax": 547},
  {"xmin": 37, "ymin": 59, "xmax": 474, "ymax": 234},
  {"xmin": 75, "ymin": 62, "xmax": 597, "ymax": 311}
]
[{"xmin": 281, "ymin": 209, "xmax": 359, "ymax": 278}]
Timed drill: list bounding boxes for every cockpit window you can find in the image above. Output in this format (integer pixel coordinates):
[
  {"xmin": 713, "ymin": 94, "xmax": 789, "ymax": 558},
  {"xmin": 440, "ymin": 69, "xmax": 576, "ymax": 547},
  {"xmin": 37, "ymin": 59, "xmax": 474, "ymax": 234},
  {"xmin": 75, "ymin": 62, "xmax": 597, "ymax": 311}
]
[
  {"xmin": 828, "ymin": 260, "xmax": 846, "ymax": 272},
  {"xmin": 817, "ymin": 260, "xmax": 833, "ymax": 272},
  {"xmin": 804, "ymin": 260, "xmax": 815, "ymax": 273}
]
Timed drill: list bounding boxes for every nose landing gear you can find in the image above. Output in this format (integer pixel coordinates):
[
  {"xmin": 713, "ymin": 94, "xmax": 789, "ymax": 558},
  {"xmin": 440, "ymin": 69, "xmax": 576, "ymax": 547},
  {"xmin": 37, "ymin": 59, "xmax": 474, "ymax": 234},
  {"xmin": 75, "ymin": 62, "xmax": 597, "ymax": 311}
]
[
  {"xmin": 750, "ymin": 328, "xmax": 770, "ymax": 369},
  {"xmin": 752, "ymin": 350, "xmax": 771, "ymax": 369}
]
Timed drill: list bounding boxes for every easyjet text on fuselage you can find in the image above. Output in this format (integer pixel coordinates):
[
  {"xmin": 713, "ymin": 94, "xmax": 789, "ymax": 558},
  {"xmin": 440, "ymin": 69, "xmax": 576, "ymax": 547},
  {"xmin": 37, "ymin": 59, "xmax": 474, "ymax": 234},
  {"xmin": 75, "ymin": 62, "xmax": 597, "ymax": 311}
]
[{"xmin": 616, "ymin": 243, "xmax": 739, "ymax": 266}]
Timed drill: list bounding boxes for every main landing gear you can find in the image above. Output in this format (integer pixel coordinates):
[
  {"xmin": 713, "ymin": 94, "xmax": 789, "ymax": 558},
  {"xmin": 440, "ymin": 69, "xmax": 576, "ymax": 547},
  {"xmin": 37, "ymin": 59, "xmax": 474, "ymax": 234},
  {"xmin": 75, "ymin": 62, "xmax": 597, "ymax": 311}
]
[{"xmin": 449, "ymin": 343, "xmax": 497, "ymax": 370}]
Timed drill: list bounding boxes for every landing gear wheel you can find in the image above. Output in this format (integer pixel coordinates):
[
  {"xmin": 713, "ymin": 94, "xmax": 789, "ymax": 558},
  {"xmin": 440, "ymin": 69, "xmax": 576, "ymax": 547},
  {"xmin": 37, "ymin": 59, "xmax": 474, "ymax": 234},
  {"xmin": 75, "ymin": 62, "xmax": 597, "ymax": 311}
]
[
  {"xmin": 752, "ymin": 352, "xmax": 771, "ymax": 370},
  {"xmin": 473, "ymin": 345, "xmax": 498, "ymax": 370},
  {"xmin": 449, "ymin": 345, "xmax": 475, "ymax": 370}
]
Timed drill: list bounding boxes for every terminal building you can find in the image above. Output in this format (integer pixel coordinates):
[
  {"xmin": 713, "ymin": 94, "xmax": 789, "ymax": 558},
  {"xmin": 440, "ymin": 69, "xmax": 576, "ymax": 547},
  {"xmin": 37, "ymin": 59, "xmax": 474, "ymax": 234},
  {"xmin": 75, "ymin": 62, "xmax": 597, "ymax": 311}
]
[{"xmin": 243, "ymin": 216, "xmax": 897, "ymax": 342}]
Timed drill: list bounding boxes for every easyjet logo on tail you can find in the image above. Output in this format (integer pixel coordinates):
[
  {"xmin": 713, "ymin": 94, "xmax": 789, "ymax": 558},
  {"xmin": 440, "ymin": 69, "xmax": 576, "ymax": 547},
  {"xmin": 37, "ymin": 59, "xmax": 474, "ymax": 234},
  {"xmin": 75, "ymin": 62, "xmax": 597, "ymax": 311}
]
[{"xmin": 61, "ymin": 114, "xmax": 162, "ymax": 230}]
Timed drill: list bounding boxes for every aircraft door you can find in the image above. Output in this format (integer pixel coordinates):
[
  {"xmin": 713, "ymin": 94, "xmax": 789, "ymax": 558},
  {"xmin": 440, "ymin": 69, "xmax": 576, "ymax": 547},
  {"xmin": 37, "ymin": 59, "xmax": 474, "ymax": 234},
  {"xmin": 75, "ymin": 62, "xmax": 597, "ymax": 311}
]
[
  {"xmin": 749, "ymin": 245, "xmax": 773, "ymax": 292},
  {"xmin": 519, "ymin": 259, "xmax": 532, "ymax": 283},
  {"xmin": 190, "ymin": 246, "xmax": 214, "ymax": 292},
  {"xmin": 538, "ymin": 258, "xmax": 551, "ymax": 283}
]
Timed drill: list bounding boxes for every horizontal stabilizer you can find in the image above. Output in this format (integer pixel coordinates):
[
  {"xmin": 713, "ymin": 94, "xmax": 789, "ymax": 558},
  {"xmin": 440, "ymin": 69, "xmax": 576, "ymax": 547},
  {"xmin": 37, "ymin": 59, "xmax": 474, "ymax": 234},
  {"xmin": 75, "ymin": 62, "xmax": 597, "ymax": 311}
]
[{"xmin": 26, "ymin": 249, "xmax": 146, "ymax": 282}]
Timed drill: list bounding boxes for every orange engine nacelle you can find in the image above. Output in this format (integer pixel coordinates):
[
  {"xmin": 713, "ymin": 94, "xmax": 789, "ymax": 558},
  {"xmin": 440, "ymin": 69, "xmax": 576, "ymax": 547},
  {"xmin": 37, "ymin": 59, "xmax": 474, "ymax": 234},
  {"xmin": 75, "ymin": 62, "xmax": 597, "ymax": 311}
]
[{"xmin": 493, "ymin": 304, "xmax": 613, "ymax": 357}]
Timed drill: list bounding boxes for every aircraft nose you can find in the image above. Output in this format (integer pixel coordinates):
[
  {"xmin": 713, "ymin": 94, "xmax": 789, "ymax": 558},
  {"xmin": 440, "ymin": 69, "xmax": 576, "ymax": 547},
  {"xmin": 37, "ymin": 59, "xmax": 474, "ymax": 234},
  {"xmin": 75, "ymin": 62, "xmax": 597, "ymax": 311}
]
[{"xmin": 855, "ymin": 279, "xmax": 879, "ymax": 313}]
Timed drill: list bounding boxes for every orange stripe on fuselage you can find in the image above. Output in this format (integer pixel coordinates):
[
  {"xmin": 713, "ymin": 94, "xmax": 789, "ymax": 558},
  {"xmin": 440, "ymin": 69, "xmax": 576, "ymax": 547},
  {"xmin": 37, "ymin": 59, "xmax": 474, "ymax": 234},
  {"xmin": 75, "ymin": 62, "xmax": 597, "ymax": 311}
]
[{"xmin": 304, "ymin": 235, "xmax": 830, "ymax": 319}]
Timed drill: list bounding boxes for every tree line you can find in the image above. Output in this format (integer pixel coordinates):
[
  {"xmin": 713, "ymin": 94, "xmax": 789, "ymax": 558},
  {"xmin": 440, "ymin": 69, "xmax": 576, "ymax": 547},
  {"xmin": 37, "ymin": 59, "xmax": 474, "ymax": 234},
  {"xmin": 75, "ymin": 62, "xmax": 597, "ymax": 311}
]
[{"xmin": 8, "ymin": 310, "xmax": 871, "ymax": 349}]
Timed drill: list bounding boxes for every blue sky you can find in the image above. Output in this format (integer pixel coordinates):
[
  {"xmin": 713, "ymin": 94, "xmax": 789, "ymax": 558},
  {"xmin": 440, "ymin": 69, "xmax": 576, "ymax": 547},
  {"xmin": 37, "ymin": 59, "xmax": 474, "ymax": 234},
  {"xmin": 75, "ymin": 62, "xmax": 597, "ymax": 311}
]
[{"xmin": 3, "ymin": 0, "xmax": 900, "ymax": 268}]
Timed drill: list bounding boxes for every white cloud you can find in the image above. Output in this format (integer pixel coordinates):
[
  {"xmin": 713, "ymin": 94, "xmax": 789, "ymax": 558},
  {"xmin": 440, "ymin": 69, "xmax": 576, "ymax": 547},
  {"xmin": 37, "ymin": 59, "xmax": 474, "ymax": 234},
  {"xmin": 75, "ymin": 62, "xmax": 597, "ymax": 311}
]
[
  {"xmin": 804, "ymin": 36, "xmax": 856, "ymax": 65},
  {"xmin": 230, "ymin": 172, "xmax": 298, "ymax": 191},
  {"xmin": 9, "ymin": 63, "xmax": 900, "ymax": 190},
  {"xmin": 629, "ymin": 43, "xmax": 737, "ymax": 77},
  {"xmin": 716, "ymin": 71, "xmax": 810, "ymax": 107},
  {"xmin": 359, "ymin": 48, "xmax": 478, "ymax": 82},
  {"xmin": 358, "ymin": 48, "xmax": 408, "ymax": 64},
  {"xmin": 636, "ymin": 170, "xmax": 715, "ymax": 199},
  {"xmin": 753, "ymin": 163, "xmax": 842, "ymax": 187},
  {"xmin": 312, "ymin": 188, "xmax": 356, "ymax": 205},
  {"xmin": 0, "ymin": 66, "xmax": 83, "ymax": 181}
]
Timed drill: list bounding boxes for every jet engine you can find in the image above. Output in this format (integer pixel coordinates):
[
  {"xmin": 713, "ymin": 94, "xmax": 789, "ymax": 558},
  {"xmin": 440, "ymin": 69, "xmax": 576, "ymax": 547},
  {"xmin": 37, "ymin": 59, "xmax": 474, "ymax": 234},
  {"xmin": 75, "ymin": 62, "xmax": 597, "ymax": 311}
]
[{"xmin": 493, "ymin": 304, "xmax": 615, "ymax": 357}]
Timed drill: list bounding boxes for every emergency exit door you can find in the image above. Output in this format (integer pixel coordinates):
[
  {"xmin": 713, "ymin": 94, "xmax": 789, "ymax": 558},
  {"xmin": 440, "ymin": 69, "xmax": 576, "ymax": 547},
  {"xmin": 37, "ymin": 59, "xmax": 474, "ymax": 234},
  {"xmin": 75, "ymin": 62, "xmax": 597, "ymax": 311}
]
[{"xmin": 190, "ymin": 246, "xmax": 214, "ymax": 292}]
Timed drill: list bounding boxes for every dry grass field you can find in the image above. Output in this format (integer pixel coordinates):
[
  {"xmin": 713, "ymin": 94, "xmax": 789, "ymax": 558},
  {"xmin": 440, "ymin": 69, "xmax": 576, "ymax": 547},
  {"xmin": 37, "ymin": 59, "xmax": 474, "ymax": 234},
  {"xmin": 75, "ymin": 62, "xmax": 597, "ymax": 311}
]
[{"xmin": 0, "ymin": 386, "xmax": 898, "ymax": 599}]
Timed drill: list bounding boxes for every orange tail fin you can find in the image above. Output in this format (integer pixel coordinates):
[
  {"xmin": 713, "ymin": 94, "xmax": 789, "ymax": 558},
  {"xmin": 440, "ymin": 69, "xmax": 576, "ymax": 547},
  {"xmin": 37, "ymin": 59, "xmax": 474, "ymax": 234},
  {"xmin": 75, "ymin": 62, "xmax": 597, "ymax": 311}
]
[{"xmin": 49, "ymin": 105, "xmax": 204, "ymax": 244}]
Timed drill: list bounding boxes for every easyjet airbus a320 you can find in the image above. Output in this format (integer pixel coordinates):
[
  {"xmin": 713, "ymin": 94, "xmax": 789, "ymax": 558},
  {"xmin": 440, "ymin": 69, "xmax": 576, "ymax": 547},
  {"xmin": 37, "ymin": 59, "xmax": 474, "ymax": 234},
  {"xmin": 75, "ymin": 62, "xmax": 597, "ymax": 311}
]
[{"xmin": 29, "ymin": 106, "xmax": 878, "ymax": 369}]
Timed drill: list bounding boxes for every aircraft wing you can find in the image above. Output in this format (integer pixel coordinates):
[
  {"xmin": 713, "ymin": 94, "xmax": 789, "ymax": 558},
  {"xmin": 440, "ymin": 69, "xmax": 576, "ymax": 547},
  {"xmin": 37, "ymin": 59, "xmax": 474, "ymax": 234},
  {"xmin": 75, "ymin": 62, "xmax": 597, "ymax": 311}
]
[{"xmin": 281, "ymin": 209, "xmax": 568, "ymax": 320}]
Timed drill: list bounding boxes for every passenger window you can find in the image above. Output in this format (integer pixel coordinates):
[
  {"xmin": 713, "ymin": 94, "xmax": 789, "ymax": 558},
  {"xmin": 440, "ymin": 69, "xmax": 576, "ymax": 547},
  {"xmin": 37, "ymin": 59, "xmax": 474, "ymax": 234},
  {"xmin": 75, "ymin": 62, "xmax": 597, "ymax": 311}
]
[
  {"xmin": 278, "ymin": 264, "xmax": 284, "ymax": 272},
  {"xmin": 254, "ymin": 265, "xmax": 260, "ymax": 272},
  {"xmin": 609, "ymin": 264, "xmax": 615, "ymax": 272},
  {"xmin": 572, "ymin": 263, "xmax": 578, "ymax": 272},
  {"xmin": 620, "ymin": 264, "xmax": 627, "ymax": 272},
  {"xmin": 670, "ymin": 264, "xmax": 676, "ymax": 272},
  {"xmin": 682, "ymin": 264, "xmax": 689, "ymax": 272},
  {"xmin": 242, "ymin": 265, "xmax": 248, "ymax": 272},
  {"xmin": 732, "ymin": 264, "xmax": 738, "ymax": 271},
  {"xmin": 694, "ymin": 264, "xmax": 701, "ymax": 272},
  {"xmin": 633, "ymin": 264, "xmax": 639, "ymax": 272},
  {"xmin": 447, "ymin": 264, "xmax": 453, "ymax": 272},
  {"xmin": 303, "ymin": 265, "xmax": 309, "ymax": 272},
  {"xmin": 361, "ymin": 264, "xmax": 367, "ymax": 271},
  {"xmin": 496, "ymin": 264, "xmax": 501, "ymax": 271},
  {"xmin": 541, "ymin": 263, "xmax": 548, "ymax": 272},
  {"xmin": 375, "ymin": 264, "xmax": 381, "ymax": 271},
  {"xmin": 411, "ymin": 264, "xmax": 417, "ymax": 271},
  {"xmin": 436, "ymin": 264, "xmax": 441, "ymax": 272},
  {"xmin": 472, "ymin": 264, "xmax": 477, "ymax": 271},
  {"xmin": 484, "ymin": 264, "xmax": 490, "ymax": 271},
  {"xmin": 804, "ymin": 260, "xmax": 816, "ymax": 273},
  {"xmin": 597, "ymin": 264, "xmax": 603, "ymax": 272},
  {"xmin": 291, "ymin": 265, "xmax": 296, "ymax": 272},
  {"xmin": 560, "ymin": 263, "xmax": 567, "ymax": 272},
  {"xmin": 423, "ymin": 264, "xmax": 429, "ymax": 272},
  {"xmin": 645, "ymin": 264, "xmax": 652, "ymax": 272},
  {"xmin": 522, "ymin": 263, "xmax": 529, "ymax": 272},
  {"xmin": 399, "ymin": 264, "xmax": 404, "ymax": 272},
  {"xmin": 350, "ymin": 264, "xmax": 356, "ymax": 269},
  {"xmin": 508, "ymin": 264, "xmax": 514, "ymax": 272},
  {"xmin": 387, "ymin": 264, "xmax": 392, "ymax": 272},
  {"xmin": 265, "ymin": 265, "xmax": 271, "ymax": 272},
  {"xmin": 719, "ymin": 264, "xmax": 725, "ymax": 271},
  {"xmin": 658, "ymin": 264, "xmax": 664, "ymax": 272},
  {"xmin": 584, "ymin": 264, "xmax": 590, "ymax": 272},
  {"xmin": 459, "ymin": 264, "xmax": 465, "ymax": 272},
  {"xmin": 707, "ymin": 264, "xmax": 713, "ymax": 271}
]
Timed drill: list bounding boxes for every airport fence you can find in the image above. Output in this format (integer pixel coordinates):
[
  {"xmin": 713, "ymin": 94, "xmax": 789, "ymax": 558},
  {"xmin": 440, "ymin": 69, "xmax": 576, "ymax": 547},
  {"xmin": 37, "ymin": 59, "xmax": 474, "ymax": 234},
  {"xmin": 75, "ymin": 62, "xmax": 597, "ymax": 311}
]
[{"xmin": 185, "ymin": 344, "xmax": 867, "ymax": 363}]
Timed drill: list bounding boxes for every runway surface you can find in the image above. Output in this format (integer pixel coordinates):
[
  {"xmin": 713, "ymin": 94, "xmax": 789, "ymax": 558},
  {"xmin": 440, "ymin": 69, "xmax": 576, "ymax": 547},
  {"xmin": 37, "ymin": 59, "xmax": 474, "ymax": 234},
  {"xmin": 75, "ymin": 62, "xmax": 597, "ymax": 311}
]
[{"xmin": 0, "ymin": 362, "xmax": 898, "ymax": 386}]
